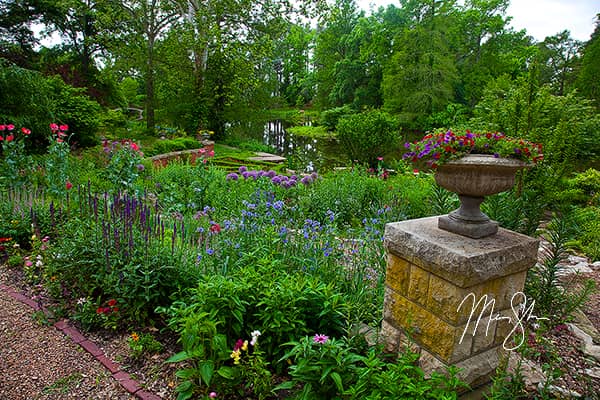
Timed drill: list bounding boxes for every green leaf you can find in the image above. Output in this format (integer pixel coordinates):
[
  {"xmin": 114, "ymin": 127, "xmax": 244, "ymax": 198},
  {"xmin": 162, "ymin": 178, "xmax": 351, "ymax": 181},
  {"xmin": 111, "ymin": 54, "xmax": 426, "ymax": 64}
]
[
  {"xmin": 273, "ymin": 380, "xmax": 295, "ymax": 391},
  {"xmin": 199, "ymin": 361, "xmax": 214, "ymax": 386},
  {"xmin": 331, "ymin": 371, "xmax": 344, "ymax": 392},
  {"xmin": 175, "ymin": 368, "xmax": 197, "ymax": 379},
  {"xmin": 175, "ymin": 380, "xmax": 193, "ymax": 400},
  {"xmin": 167, "ymin": 351, "xmax": 190, "ymax": 363},
  {"xmin": 217, "ymin": 365, "xmax": 236, "ymax": 380}
]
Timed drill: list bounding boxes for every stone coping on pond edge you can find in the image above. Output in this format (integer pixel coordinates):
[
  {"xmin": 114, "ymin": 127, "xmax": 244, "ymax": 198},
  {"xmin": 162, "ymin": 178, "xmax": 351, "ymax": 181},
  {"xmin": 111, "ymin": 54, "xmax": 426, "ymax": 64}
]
[{"xmin": 0, "ymin": 283, "xmax": 162, "ymax": 400}]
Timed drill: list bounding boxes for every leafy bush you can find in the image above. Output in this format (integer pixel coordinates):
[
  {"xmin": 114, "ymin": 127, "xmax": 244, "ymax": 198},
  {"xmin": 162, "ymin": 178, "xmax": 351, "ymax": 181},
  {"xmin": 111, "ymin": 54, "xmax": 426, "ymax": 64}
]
[
  {"xmin": 525, "ymin": 213, "xmax": 596, "ymax": 325},
  {"xmin": 278, "ymin": 337, "xmax": 467, "ymax": 399},
  {"xmin": 47, "ymin": 76, "xmax": 101, "ymax": 148},
  {"xmin": 336, "ymin": 110, "xmax": 400, "ymax": 166},
  {"xmin": 320, "ymin": 105, "xmax": 353, "ymax": 131},
  {"xmin": 298, "ymin": 168, "xmax": 391, "ymax": 227},
  {"xmin": 146, "ymin": 137, "xmax": 202, "ymax": 156},
  {"xmin": 164, "ymin": 264, "xmax": 350, "ymax": 370},
  {"xmin": 571, "ymin": 207, "xmax": 600, "ymax": 261},
  {"xmin": 0, "ymin": 60, "xmax": 54, "ymax": 147}
]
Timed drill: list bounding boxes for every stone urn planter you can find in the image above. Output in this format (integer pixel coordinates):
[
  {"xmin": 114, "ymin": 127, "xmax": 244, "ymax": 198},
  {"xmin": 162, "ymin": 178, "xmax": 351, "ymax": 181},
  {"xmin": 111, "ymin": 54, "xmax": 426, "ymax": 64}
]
[{"xmin": 434, "ymin": 154, "xmax": 529, "ymax": 238}]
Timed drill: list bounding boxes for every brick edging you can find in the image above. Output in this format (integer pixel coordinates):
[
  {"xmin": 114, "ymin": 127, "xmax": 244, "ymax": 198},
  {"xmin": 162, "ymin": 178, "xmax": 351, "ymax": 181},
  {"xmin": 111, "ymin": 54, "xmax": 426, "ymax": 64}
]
[{"xmin": 0, "ymin": 283, "xmax": 161, "ymax": 400}]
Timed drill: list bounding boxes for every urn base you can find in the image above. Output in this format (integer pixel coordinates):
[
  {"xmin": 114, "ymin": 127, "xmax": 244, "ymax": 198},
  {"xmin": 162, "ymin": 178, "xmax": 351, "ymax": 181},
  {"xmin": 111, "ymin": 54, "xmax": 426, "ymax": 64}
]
[{"xmin": 438, "ymin": 213, "xmax": 498, "ymax": 239}]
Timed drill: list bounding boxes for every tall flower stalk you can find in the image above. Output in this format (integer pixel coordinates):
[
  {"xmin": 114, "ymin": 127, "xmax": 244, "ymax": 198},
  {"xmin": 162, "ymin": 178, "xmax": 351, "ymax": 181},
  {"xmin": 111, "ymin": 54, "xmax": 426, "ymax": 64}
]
[
  {"xmin": 0, "ymin": 124, "xmax": 32, "ymax": 188},
  {"xmin": 45, "ymin": 123, "xmax": 71, "ymax": 199}
]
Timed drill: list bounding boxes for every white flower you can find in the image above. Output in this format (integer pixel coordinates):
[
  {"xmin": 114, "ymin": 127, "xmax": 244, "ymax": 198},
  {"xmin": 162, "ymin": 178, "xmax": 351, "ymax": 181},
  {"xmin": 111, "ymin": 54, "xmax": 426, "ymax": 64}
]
[
  {"xmin": 77, "ymin": 298, "xmax": 87, "ymax": 305},
  {"xmin": 35, "ymin": 260, "xmax": 43, "ymax": 267},
  {"xmin": 250, "ymin": 330, "xmax": 261, "ymax": 346}
]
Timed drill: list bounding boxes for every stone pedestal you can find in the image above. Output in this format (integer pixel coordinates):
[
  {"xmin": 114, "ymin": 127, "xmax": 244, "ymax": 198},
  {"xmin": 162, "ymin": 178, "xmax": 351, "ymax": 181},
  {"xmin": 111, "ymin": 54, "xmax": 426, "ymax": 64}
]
[{"xmin": 382, "ymin": 216, "xmax": 538, "ymax": 390}]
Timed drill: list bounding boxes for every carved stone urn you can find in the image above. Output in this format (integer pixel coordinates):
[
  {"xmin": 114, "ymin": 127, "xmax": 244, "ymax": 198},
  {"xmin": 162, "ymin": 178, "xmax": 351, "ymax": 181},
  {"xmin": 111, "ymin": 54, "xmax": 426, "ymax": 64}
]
[{"xmin": 434, "ymin": 154, "xmax": 529, "ymax": 238}]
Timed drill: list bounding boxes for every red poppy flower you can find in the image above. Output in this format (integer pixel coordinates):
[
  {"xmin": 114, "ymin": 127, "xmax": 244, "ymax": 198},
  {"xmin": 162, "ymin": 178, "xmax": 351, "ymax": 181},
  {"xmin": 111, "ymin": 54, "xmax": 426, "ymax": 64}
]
[
  {"xmin": 210, "ymin": 223, "xmax": 221, "ymax": 233},
  {"xmin": 21, "ymin": 128, "xmax": 31, "ymax": 135},
  {"xmin": 7, "ymin": 124, "xmax": 14, "ymax": 131},
  {"xmin": 59, "ymin": 124, "xmax": 68, "ymax": 131},
  {"xmin": 107, "ymin": 299, "xmax": 117, "ymax": 307},
  {"xmin": 66, "ymin": 181, "xmax": 73, "ymax": 190},
  {"xmin": 6, "ymin": 135, "xmax": 14, "ymax": 142},
  {"xmin": 49, "ymin": 123, "xmax": 59, "ymax": 131}
]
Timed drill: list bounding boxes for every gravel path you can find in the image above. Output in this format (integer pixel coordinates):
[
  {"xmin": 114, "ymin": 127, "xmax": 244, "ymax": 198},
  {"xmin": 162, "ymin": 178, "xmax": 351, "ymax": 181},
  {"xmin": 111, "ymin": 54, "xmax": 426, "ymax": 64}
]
[{"xmin": 0, "ymin": 288, "xmax": 134, "ymax": 400}]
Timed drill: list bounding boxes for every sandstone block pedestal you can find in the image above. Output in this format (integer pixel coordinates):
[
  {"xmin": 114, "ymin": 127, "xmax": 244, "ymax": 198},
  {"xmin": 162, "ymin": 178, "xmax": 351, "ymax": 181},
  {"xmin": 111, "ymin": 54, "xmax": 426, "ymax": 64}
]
[{"xmin": 382, "ymin": 216, "xmax": 538, "ymax": 390}]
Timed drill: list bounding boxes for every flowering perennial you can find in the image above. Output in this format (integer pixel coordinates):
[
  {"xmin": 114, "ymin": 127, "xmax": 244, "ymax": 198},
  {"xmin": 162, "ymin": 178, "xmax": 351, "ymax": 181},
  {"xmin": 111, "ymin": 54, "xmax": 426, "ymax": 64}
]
[{"xmin": 403, "ymin": 130, "xmax": 543, "ymax": 168}]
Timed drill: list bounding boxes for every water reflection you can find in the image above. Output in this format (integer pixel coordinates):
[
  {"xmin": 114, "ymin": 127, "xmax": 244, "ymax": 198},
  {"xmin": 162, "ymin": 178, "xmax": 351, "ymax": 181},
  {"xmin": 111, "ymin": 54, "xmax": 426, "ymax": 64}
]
[{"xmin": 262, "ymin": 120, "xmax": 346, "ymax": 172}]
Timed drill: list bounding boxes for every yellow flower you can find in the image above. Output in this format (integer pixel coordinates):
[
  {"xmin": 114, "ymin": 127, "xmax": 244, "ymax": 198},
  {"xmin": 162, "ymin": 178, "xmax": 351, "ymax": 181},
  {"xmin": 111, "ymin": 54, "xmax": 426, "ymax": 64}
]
[
  {"xmin": 50, "ymin": 276, "xmax": 57, "ymax": 282},
  {"xmin": 230, "ymin": 349, "xmax": 241, "ymax": 364},
  {"xmin": 130, "ymin": 332, "xmax": 140, "ymax": 341},
  {"xmin": 241, "ymin": 340, "xmax": 248, "ymax": 352}
]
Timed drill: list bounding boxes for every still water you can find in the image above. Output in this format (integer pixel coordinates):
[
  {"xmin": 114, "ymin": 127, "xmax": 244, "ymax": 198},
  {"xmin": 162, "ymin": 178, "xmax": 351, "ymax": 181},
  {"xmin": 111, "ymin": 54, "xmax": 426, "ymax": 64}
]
[{"xmin": 261, "ymin": 120, "xmax": 347, "ymax": 172}]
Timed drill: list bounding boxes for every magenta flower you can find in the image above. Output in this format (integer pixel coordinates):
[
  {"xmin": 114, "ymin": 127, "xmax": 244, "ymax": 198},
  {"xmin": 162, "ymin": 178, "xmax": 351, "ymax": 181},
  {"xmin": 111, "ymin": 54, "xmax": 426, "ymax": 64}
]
[{"xmin": 313, "ymin": 334, "xmax": 329, "ymax": 344}]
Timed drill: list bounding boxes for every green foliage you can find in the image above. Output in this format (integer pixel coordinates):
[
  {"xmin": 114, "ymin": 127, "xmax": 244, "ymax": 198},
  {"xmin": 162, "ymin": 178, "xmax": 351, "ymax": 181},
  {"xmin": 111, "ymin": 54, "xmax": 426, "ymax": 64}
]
[
  {"xmin": 0, "ymin": 60, "xmax": 54, "ymax": 144},
  {"xmin": 0, "ymin": 125, "xmax": 32, "ymax": 188},
  {"xmin": 277, "ymin": 336, "xmax": 363, "ymax": 398},
  {"xmin": 278, "ymin": 339, "xmax": 467, "ymax": 399},
  {"xmin": 298, "ymin": 168, "xmax": 390, "ymax": 227},
  {"xmin": 47, "ymin": 76, "xmax": 101, "ymax": 148},
  {"xmin": 164, "ymin": 265, "xmax": 350, "ymax": 371},
  {"xmin": 571, "ymin": 207, "xmax": 600, "ymax": 261},
  {"xmin": 336, "ymin": 110, "xmax": 400, "ymax": 166},
  {"xmin": 320, "ymin": 106, "xmax": 353, "ymax": 131},
  {"xmin": 557, "ymin": 169, "xmax": 600, "ymax": 207},
  {"xmin": 100, "ymin": 139, "xmax": 145, "ymax": 193},
  {"xmin": 525, "ymin": 213, "xmax": 596, "ymax": 325},
  {"xmin": 127, "ymin": 332, "xmax": 163, "ymax": 359},
  {"xmin": 472, "ymin": 78, "xmax": 600, "ymax": 175},
  {"xmin": 485, "ymin": 355, "xmax": 528, "ymax": 399},
  {"xmin": 0, "ymin": 194, "xmax": 34, "ymax": 248},
  {"xmin": 286, "ymin": 125, "xmax": 331, "ymax": 139},
  {"xmin": 482, "ymin": 186, "xmax": 546, "ymax": 236},
  {"xmin": 165, "ymin": 310, "xmax": 233, "ymax": 399},
  {"xmin": 146, "ymin": 137, "xmax": 203, "ymax": 157},
  {"xmin": 44, "ymin": 125, "xmax": 72, "ymax": 199}
]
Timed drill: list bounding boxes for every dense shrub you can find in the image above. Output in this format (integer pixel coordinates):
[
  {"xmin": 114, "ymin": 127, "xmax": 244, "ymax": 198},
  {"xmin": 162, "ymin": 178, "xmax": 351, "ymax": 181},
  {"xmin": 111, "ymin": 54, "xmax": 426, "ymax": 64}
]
[
  {"xmin": 0, "ymin": 61, "xmax": 101, "ymax": 149},
  {"xmin": 146, "ymin": 137, "xmax": 202, "ymax": 156},
  {"xmin": 320, "ymin": 105, "xmax": 353, "ymax": 131},
  {"xmin": 336, "ymin": 110, "xmax": 400, "ymax": 166}
]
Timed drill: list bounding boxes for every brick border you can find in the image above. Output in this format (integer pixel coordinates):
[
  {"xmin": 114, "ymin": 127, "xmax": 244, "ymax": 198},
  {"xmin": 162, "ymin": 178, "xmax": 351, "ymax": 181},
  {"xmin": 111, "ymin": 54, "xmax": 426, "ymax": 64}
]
[{"xmin": 0, "ymin": 283, "xmax": 162, "ymax": 400}]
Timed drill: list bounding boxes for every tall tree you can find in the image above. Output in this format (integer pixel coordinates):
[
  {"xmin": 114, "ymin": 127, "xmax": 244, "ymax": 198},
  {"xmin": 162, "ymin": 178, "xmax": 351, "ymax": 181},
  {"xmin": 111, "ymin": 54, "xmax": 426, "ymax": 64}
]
[
  {"xmin": 576, "ymin": 15, "xmax": 600, "ymax": 107},
  {"xmin": 536, "ymin": 30, "xmax": 582, "ymax": 96},
  {"xmin": 382, "ymin": 0, "xmax": 459, "ymax": 125},
  {"xmin": 0, "ymin": 0, "xmax": 41, "ymax": 67},
  {"xmin": 117, "ymin": 0, "xmax": 179, "ymax": 132},
  {"xmin": 157, "ymin": 0, "xmax": 323, "ymax": 133},
  {"xmin": 313, "ymin": 0, "xmax": 361, "ymax": 109}
]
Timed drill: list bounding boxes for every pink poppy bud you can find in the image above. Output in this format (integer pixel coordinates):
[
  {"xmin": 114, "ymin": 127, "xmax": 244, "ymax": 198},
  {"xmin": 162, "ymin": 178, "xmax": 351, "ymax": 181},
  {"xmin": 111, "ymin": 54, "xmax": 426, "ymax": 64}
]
[
  {"xmin": 49, "ymin": 123, "xmax": 59, "ymax": 131},
  {"xmin": 59, "ymin": 124, "xmax": 68, "ymax": 131}
]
